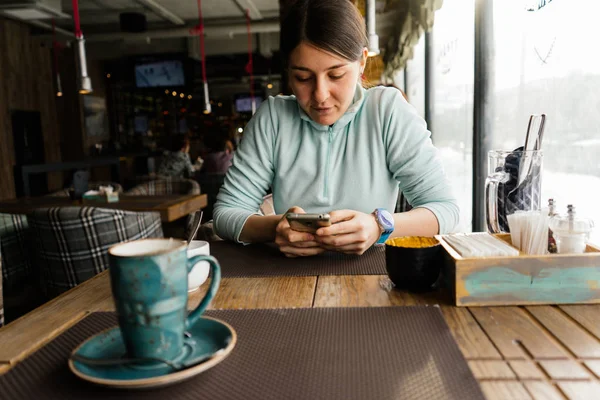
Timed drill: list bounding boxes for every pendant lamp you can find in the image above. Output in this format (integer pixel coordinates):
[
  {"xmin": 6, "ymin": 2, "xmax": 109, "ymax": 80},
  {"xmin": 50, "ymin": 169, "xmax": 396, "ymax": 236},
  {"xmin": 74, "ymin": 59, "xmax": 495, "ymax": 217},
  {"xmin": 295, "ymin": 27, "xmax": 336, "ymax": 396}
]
[
  {"xmin": 72, "ymin": 0, "xmax": 93, "ymax": 94},
  {"xmin": 245, "ymin": 9, "xmax": 256, "ymax": 114},
  {"xmin": 366, "ymin": 0, "xmax": 380, "ymax": 57},
  {"xmin": 52, "ymin": 19, "xmax": 63, "ymax": 97},
  {"xmin": 194, "ymin": 0, "xmax": 211, "ymax": 114}
]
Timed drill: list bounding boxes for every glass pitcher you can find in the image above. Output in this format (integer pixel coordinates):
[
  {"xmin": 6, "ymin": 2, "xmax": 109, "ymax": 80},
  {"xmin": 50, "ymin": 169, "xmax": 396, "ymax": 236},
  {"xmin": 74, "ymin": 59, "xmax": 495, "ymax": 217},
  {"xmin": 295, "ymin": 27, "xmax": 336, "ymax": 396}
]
[{"xmin": 485, "ymin": 149, "xmax": 543, "ymax": 233}]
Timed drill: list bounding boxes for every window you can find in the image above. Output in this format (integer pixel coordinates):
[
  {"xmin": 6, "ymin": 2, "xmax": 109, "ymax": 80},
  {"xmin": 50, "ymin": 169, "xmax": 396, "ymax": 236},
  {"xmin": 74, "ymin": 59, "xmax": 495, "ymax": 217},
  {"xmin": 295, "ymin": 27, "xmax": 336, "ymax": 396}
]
[
  {"xmin": 405, "ymin": 35, "xmax": 426, "ymax": 119},
  {"xmin": 490, "ymin": 0, "xmax": 600, "ymax": 244},
  {"xmin": 430, "ymin": 0, "xmax": 475, "ymax": 233}
]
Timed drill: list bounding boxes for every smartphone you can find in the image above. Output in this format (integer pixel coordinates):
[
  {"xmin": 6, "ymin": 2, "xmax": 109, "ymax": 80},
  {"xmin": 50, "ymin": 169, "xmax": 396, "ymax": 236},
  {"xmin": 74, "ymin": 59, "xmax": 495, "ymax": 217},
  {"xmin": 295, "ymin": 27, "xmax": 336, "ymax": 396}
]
[{"xmin": 286, "ymin": 213, "xmax": 331, "ymax": 233}]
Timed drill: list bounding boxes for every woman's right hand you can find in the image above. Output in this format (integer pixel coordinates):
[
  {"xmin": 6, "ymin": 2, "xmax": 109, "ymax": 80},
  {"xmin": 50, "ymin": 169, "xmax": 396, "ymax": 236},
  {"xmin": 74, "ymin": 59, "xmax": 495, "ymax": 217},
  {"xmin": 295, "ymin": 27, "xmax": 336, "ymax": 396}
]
[{"xmin": 275, "ymin": 206, "xmax": 326, "ymax": 258}]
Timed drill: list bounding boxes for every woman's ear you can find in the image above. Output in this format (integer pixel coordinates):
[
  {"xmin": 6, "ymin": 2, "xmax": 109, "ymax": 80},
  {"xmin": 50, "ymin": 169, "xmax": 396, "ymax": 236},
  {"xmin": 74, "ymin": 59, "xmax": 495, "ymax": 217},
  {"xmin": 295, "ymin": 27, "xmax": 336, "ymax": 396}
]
[{"xmin": 360, "ymin": 47, "xmax": 369, "ymax": 73}]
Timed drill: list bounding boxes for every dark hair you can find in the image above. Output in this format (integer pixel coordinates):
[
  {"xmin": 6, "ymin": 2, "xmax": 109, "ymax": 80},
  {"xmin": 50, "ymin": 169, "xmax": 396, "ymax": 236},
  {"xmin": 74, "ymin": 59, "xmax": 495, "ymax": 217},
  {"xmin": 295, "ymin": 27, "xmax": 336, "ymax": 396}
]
[
  {"xmin": 205, "ymin": 126, "xmax": 230, "ymax": 152},
  {"xmin": 170, "ymin": 134, "xmax": 190, "ymax": 152},
  {"xmin": 281, "ymin": 0, "xmax": 368, "ymax": 66}
]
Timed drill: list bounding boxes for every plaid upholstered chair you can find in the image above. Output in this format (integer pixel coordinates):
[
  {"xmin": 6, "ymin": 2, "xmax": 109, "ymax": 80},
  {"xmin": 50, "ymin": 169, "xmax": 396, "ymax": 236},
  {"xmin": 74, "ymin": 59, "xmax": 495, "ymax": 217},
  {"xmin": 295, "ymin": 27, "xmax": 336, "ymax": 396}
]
[
  {"xmin": 28, "ymin": 207, "xmax": 163, "ymax": 299},
  {"xmin": 0, "ymin": 213, "xmax": 32, "ymax": 292},
  {"xmin": 126, "ymin": 177, "xmax": 201, "ymax": 239},
  {"xmin": 125, "ymin": 177, "xmax": 200, "ymax": 196},
  {"xmin": 47, "ymin": 182, "xmax": 124, "ymax": 197},
  {"xmin": 0, "ymin": 213, "xmax": 44, "ymax": 322}
]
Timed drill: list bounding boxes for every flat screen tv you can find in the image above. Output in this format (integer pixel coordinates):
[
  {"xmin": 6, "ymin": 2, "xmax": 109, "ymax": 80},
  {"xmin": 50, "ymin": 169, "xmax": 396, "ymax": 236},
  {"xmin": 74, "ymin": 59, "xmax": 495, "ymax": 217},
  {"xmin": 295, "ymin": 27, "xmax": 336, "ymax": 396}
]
[
  {"xmin": 235, "ymin": 96, "xmax": 263, "ymax": 113},
  {"xmin": 135, "ymin": 60, "xmax": 185, "ymax": 88}
]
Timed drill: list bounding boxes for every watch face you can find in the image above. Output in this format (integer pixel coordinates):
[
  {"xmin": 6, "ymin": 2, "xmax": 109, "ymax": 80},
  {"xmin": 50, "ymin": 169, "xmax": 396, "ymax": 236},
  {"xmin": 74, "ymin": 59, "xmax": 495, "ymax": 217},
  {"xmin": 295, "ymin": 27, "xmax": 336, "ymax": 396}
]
[
  {"xmin": 380, "ymin": 210, "xmax": 394, "ymax": 226},
  {"xmin": 377, "ymin": 209, "xmax": 394, "ymax": 232}
]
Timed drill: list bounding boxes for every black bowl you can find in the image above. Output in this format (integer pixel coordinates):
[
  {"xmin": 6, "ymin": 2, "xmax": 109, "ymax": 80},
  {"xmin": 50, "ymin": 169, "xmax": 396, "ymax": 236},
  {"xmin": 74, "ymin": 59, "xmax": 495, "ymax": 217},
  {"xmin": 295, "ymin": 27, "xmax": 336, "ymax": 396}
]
[{"xmin": 385, "ymin": 237, "xmax": 443, "ymax": 292}]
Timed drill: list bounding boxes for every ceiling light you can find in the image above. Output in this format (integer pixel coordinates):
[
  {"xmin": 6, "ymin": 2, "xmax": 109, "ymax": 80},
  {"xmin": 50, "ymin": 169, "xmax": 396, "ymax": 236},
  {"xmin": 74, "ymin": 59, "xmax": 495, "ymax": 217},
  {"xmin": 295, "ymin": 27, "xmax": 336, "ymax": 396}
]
[
  {"xmin": 76, "ymin": 37, "xmax": 93, "ymax": 94},
  {"xmin": 106, "ymin": 73, "xmax": 111, "ymax": 78},
  {"xmin": 56, "ymin": 74, "xmax": 63, "ymax": 97},
  {"xmin": 72, "ymin": 0, "xmax": 93, "ymax": 95},
  {"xmin": 188, "ymin": 95, "xmax": 192, "ymax": 99},
  {"xmin": 180, "ymin": 93, "xmax": 184, "ymax": 98},
  {"xmin": 267, "ymin": 83, "xmax": 273, "ymax": 89},
  {"xmin": 172, "ymin": 91, "xmax": 177, "ymax": 96},
  {"xmin": 237, "ymin": 128, "xmax": 243, "ymax": 133},
  {"xmin": 165, "ymin": 89, "xmax": 169, "ymax": 94},
  {"xmin": 366, "ymin": 0, "xmax": 380, "ymax": 57},
  {"xmin": 203, "ymin": 82, "xmax": 211, "ymax": 114}
]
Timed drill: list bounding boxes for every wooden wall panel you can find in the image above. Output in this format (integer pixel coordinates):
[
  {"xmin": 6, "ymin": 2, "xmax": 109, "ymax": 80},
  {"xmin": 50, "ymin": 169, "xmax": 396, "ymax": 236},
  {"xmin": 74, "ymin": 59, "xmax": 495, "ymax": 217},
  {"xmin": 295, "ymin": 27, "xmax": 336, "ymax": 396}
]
[
  {"xmin": 0, "ymin": 20, "xmax": 15, "ymax": 200},
  {"xmin": 0, "ymin": 17, "xmax": 63, "ymax": 199},
  {"xmin": 56, "ymin": 47, "xmax": 84, "ymax": 163}
]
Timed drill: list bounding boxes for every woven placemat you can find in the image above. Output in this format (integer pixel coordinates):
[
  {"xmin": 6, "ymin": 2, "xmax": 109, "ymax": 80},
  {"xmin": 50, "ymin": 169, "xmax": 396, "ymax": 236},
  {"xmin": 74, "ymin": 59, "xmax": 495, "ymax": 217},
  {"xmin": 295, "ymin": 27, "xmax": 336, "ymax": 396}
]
[
  {"xmin": 0, "ymin": 307, "xmax": 484, "ymax": 400},
  {"xmin": 210, "ymin": 241, "xmax": 386, "ymax": 278}
]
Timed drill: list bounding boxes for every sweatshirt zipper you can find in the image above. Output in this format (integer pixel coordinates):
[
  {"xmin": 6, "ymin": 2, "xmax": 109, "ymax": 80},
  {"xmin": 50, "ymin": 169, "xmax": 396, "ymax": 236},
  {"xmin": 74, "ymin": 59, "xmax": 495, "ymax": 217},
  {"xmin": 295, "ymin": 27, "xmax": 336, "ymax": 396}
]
[{"xmin": 323, "ymin": 126, "xmax": 333, "ymax": 198}]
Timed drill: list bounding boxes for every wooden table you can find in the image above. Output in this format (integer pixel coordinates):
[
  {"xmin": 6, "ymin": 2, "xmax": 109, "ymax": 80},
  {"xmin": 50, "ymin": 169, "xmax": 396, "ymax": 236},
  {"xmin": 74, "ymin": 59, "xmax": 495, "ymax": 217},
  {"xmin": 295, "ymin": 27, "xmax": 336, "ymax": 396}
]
[
  {"xmin": 0, "ymin": 194, "xmax": 207, "ymax": 222},
  {"xmin": 1, "ymin": 272, "xmax": 599, "ymax": 399}
]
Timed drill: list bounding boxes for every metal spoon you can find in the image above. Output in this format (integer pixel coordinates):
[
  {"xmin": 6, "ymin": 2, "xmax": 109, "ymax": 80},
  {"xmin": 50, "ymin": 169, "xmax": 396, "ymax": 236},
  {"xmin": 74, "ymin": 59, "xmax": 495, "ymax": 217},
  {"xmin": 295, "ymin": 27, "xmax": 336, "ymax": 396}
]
[
  {"xmin": 70, "ymin": 350, "xmax": 216, "ymax": 371},
  {"xmin": 518, "ymin": 114, "xmax": 546, "ymax": 186},
  {"xmin": 70, "ymin": 353, "xmax": 182, "ymax": 370},
  {"xmin": 187, "ymin": 210, "xmax": 204, "ymax": 245}
]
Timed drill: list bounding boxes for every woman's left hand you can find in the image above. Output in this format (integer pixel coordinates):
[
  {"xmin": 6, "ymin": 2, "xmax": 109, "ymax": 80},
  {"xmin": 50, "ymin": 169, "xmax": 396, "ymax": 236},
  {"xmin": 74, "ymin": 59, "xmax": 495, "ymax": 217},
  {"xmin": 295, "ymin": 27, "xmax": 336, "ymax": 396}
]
[{"xmin": 314, "ymin": 210, "xmax": 382, "ymax": 255}]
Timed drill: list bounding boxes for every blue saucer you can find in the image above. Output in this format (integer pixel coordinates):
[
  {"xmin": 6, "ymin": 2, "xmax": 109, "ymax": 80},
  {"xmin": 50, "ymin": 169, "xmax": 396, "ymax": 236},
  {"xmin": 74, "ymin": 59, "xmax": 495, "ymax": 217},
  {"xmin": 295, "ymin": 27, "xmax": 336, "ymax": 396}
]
[{"xmin": 68, "ymin": 316, "xmax": 236, "ymax": 389}]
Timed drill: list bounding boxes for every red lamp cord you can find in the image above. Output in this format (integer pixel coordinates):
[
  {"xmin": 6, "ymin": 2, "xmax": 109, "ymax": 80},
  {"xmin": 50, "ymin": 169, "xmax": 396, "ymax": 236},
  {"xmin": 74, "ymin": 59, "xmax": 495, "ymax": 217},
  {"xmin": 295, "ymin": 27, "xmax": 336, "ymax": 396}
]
[
  {"xmin": 52, "ymin": 19, "xmax": 59, "ymax": 73},
  {"xmin": 196, "ymin": 0, "xmax": 208, "ymax": 85},
  {"xmin": 245, "ymin": 9, "xmax": 254, "ymax": 106},
  {"xmin": 71, "ymin": 0, "xmax": 82, "ymax": 38}
]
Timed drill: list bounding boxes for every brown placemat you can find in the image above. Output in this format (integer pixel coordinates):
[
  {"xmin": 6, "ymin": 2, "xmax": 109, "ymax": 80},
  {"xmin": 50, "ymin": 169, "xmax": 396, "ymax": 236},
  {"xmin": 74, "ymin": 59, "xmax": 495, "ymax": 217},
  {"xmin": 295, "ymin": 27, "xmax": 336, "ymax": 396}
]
[
  {"xmin": 210, "ymin": 241, "xmax": 387, "ymax": 278},
  {"xmin": 0, "ymin": 307, "xmax": 484, "ymax": 400}
]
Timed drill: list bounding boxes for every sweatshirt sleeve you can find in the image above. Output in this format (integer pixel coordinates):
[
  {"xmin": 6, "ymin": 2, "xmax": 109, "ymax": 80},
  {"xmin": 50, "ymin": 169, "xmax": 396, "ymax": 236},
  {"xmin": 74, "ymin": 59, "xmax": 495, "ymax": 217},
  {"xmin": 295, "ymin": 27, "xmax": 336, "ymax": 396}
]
[
  {"xmin": 380, "ymin": 89, "xmax": 460, "ymax": 234},
  {"xmin": 213, "ymin": 99, "xmax": 276, "ymax": 242}
]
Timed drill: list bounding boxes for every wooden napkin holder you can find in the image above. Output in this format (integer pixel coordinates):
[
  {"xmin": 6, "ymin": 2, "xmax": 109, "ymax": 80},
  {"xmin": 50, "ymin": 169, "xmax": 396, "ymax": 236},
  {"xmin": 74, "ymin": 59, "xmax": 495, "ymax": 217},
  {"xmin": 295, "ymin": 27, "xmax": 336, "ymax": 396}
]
[{"xmin": 436, "ymin": 233, "xmax": 600, "ymax": 306}]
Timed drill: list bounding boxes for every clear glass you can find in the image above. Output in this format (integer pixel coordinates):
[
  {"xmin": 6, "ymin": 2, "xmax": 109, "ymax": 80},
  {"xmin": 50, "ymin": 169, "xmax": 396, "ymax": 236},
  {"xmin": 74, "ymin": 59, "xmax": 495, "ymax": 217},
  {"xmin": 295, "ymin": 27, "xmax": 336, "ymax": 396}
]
[
  {"xmin": 430, "ymin": 0, "xmax": 475, "ymax": 233},
  {"xmin": 490, "ymin": 0, "xmax": 600, "ymax": 244},
  {"xmin": 486, "ymin": 150, "xmax": 543, "ymax": 233}
]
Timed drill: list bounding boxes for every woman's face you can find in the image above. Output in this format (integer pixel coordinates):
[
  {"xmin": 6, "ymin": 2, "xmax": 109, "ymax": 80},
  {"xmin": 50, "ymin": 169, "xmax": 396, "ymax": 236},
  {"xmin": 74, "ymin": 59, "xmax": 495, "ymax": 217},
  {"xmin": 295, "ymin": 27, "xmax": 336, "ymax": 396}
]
[{"xmin": 288, "ymin": 42, "xmax": 367, "ymax": 126}]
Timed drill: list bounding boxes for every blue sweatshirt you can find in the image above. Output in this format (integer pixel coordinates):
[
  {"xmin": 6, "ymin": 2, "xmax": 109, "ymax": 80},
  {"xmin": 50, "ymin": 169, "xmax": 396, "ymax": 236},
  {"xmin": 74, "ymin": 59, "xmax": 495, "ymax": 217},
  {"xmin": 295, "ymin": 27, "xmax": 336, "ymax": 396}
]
[{"xmin": 214, "ymin": 85, "xmax": 459, "ymax": 242}]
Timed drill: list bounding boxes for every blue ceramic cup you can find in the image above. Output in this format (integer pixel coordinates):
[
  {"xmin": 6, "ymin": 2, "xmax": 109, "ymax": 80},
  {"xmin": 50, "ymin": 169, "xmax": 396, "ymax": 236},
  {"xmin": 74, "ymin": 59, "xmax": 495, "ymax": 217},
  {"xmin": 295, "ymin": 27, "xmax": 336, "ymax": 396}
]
[{"xmin": 108, "ymin": 238, "xmax": 221, "ymax": 362}]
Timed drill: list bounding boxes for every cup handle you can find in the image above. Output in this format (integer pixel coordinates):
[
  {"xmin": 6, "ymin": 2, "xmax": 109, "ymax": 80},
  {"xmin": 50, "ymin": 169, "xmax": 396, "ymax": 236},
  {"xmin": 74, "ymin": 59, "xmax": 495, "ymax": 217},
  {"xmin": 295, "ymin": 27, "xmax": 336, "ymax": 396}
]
[
  {"xmin": 184, "ymin": 255, "xmax": 221, "ymax": 329},
  {"xmin": 485, "ymin": 171, "xmax": 509, "ymax": 233}
]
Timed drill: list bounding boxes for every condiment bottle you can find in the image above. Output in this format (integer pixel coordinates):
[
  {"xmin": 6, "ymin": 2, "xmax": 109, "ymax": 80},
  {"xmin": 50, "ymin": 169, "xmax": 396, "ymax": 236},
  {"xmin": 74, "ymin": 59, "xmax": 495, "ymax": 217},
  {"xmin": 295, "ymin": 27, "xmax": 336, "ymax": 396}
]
[{"xmin": 549, "ymin": 205, "xmax": 594, "ymax": 254}]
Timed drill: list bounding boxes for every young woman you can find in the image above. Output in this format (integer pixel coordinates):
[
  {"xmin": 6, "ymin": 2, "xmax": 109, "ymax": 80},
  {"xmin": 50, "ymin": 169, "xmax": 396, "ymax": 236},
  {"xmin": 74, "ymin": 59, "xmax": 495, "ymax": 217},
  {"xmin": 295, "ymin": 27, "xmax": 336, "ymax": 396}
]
[{"xmin": 214, "ymin": 0, "xmax": 458, "ymax": 257}]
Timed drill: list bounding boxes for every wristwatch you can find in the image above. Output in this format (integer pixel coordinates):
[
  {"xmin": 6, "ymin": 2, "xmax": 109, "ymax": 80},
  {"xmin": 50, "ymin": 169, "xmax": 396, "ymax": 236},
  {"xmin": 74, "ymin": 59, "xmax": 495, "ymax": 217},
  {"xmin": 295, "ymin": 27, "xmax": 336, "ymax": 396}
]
[{"xmin": 372, "ymin": 208, "xmax": 394, "ymax": 245}]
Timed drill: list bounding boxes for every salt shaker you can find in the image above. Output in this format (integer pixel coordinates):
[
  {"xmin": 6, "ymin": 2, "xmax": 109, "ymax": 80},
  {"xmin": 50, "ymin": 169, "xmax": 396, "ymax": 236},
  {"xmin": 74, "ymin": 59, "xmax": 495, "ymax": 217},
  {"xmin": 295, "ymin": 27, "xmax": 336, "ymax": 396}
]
[{"xmin": 549, "ymin": 205, "xmax": 594, "ymax": 254}]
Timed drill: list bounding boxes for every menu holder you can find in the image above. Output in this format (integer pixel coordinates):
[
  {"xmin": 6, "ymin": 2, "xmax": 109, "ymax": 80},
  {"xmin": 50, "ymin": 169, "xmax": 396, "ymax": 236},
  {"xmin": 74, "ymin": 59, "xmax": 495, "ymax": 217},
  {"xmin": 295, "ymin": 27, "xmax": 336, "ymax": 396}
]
[{"xmin": 437, "ymin": 233, "xmax": 600, "ymax": 306}]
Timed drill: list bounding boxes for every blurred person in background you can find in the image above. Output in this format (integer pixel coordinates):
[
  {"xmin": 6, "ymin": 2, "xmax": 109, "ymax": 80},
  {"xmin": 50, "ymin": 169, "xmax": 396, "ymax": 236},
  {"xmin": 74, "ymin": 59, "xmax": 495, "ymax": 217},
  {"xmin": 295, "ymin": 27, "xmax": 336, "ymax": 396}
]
[
  {"xmin": 157, "ymin": 134, "xmax": 202, "ymax": 178},
  {"xmin": 202, "ymin": 127, "xmax": 234, "ymax": 174}
]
